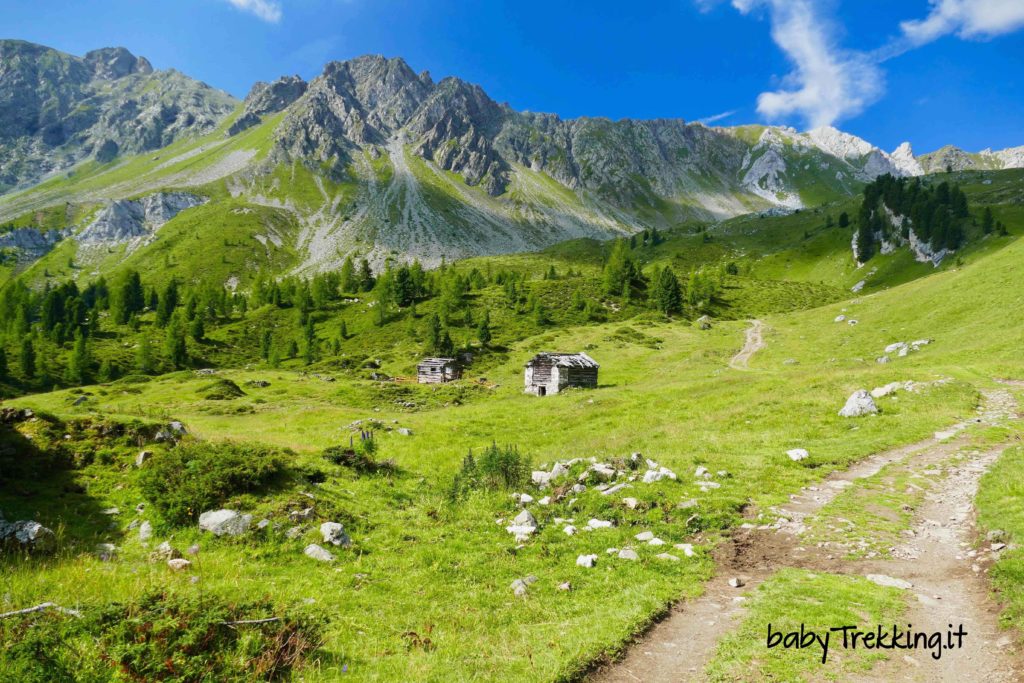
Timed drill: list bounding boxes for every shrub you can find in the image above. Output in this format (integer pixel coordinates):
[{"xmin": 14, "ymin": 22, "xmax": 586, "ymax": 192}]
[
  {"xmin": 0, "ymin": 591, "xmax": 324, "ymax": 682},
  {"xmin": 449, "ymin": 443, "xmax": 529, "ymax": 500},
  {"xmin": 199, "ymin": 379, "xmax": 246, "ymax": 400},
  {"xmin": 139, "ymin": 442, "xmax": 288, "ymax": 525},
  {"xmin": 322, "ymin": 438, "xmax": 394, "ymax": 475}
]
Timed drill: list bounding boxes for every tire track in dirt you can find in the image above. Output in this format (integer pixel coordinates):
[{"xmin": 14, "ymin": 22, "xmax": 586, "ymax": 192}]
[
  {"xmin": 589, "ymin": 388, "xmax": 1022, "ymax": 682},
  {"xmin": 728, "ymin": 320, "xmax": 765, "ymax": 371}
]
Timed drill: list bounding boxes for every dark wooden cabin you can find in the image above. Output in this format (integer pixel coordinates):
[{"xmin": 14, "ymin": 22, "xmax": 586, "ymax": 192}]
[
  {"xmin": 417, "ymin": 357, "xmax": 461, "ymax": 384},
  {"xmin": 524, "ymin": 352, "xmax": 599, "ymax": 396}
]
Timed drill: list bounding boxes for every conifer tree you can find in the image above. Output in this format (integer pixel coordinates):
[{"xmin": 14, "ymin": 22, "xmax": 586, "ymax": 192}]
[
  {"xmin": 477, "ymin": 309, "xmax": 492, "ymax": 347},
  {"xmin": 654, "ymin": 267, "xmax": 682, "ymax": 315},
  {"xmin": 18, "ymin": 337, "xmax": 34, "ymax": 379}
]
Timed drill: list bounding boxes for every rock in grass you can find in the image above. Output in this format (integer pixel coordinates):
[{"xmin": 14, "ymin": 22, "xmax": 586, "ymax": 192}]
[
  {"xmin": 557, "ymin": 582, "xmax": 572, "ymax": 591},
  {"xmin": 648, "ymin": 538, "xmax": 665, "ymax": 546},
  {"xmin": 563, "ymin": 525, "xmax": 577, "ymax": 536},
  {"xmin": 288, "ymin": 507, "xmax": 315, "ymax": 522},
  {"xmin": 728, "ymin": 577, "xmax": 745, "ymax": 588},
  {"xmin": 617, "ymin": 548, "xmax": 640, "ymax": 561},
  {"xmin": 138, "ymin": 520, "xmax": 152, "ymax": 541},
  {"xmin": 576, "ymin": 554, "xmax": 598, "ymax": 568},
  {"xmin": 320, "ymin": 522, "xmax": 352, "ymax": 547},
  {"xmin": 866, "ymin": 574, "xmax": 912, "ymax": 590},
  {"xmin": 587, "ymin": 519, "xmax": 613, "ymax": 530},
  {"xmin": 674, "ymin": 543, "xmax": 696, "ymax": 557},
  {"xmin": 96, "ymin": 543, "xmax": 117, "ymax": 560},
  {"xmin": 304, "ymin": 544, "xmax": 335, "ymax": 562},
  {"xmin": 0, "ymin": 519, "xmax": 56, "ymax": 553},
  {"xmin": 622, "ymin": 497, "xmax": 640, "ymax": 510},
  {"xmin": 397, "ymin": 427, "xmax": 413, "ymax": 436},
  {"xmin": 135, "ymin": 450, "xmax": 152, "ymax": 467},
  {"xmin": 656, "ymin": 553, "xmax": 680, "ymax": 562},
  {"xmin": 787, "ymin": 448, "xmax": 809, "ymax": 462},
  {"xmin": 634, "ymin": 531, "xmax": 655, "ymax": 542},
  {"xmin": 838, "ymin": 390, "xmax": 879, "ymax": 417},
  {"xmin": 167, "ymin": 558, "xmax": 191, "ymax": 571},
  {"xmin": 151, "ymin": 541, "xmax": 180, "ymax": 561},
  {"xmin": 198, "ymin": 509, "xmax": 252, "ymax": 536},
  {"xmin": 510, "ymin": 575, "xmax": 538, "ymax": 597}
]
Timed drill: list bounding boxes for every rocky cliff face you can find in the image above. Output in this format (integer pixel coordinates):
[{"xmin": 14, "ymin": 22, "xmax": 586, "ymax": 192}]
[
  {"xmin": 0, "ymin": 40, "xmax": 237, "ymax": 193},
  {"xmin": 78, "ymin": 192, "xmax": 205, "ymax": 248},
  {"xmin": 228, "ymin": 75, "xmax": 307, "ymax": 136},
  {"xmin": 918, "ymin": 144, "xmax": 1024, "ymax": 173}
]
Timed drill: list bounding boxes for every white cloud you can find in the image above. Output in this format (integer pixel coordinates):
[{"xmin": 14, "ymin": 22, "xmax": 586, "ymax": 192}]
[
  {"xmin": 731, "ymin": 0, "xmax": 883, "ymax": 128},
  {"xmin": 222, "ymin": 0, "xmax": 283, "ymax": 23},
  {"xmin": 697, "ymin": 109, "xmax": 738, "ymax": 124},
  {"xmin": 900, "ymin": 0, "xmax": 1024, "ymax": 45}
]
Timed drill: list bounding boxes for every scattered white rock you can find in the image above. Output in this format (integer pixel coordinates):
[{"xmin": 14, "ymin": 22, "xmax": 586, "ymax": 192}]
[
  {"xmin": 198, "ymin": 509, "xmax": 252, "ymax": 536},
  {"xmin": 617, "ymin": 548, "xmax": 640, "ymax": 561},
  {"xmin": 167, "ymin": 558, "xmax": 191, "ymax": 571},
  {"xmin": 304, "ymin": 544, "xmax": 335, "ymax": 562},
  {"xmin": 674, "ymin": 543, "xmax": 696, "ymax": 557},
  {"xmin": 838, "ymin": 390, "xmax": 879, "ymax": 417},
  {"xmin": 834, "ymin": 315, "xmax": 846, "ymax": 323},
  {"xmin": 656, "ymin": 553, "xmax": 680, "ymax": 562},
  {"xmin": 557, "ymin": 581, "xmax": 572, "ymax": 591},
  {"xmin": 138, "ymin": 521, "xmax": 152, "ymax": 541},
  {"xmin": 648, "ymin": 538, "xmax": 666, "ymax": 546},
  {"xmin": 135, "ymin": 450, "xmax": 152, "ymax": 468},
  {"xmin": 787, "ymin": 448, "xmax": 809, "ymax": 462},
  {"xmin": 623, "ymin": 497, "xmax": 640, "ymax": 509},
  {"xmin": 563, "ymin": 525, "xmax": 577, "ymax": 536},
  {"xmin": 95, "ymin": 543, "xmax": 117, "ymax": 560},
  {"xmin": 635, "ymin": 531, "xmax": 655, "ymax": 542},
  {"xmin": 320, "ymin": 522, "xmax": 352, "ymax": 547},
  {"xmin": 587, "ymin": 519, "xmax": 614, "ymax": 530},
  {"xmin": 576, "ymin": 554, "xmax": 598, "ymax": 568}
]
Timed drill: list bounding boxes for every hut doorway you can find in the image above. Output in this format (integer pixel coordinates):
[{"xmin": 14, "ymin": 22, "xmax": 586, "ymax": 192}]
[{"xmin": 538, "ymin": 386, "xmax": 546, "ymax": 397}]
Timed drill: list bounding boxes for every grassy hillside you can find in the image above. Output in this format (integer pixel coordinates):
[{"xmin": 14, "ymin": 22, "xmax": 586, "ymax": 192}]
[{"xmin": 5, "ymin": 209, "xmax": 1024, "ymax": 678}]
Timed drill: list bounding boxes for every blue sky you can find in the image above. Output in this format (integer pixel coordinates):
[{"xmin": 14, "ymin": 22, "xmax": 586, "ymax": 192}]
[{"xmin": 3, "ymin": 0, "xmax": 1022, "ymax": 153}]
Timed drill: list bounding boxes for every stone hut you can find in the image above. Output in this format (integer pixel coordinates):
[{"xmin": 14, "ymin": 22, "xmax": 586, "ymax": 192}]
[
  {"xmin": 417, "ymin": 357, "xmax": 461, "ymax": 384},
  {"xmin": 524, "ymin": 352, "xmax": 599, "ymax": 396}
]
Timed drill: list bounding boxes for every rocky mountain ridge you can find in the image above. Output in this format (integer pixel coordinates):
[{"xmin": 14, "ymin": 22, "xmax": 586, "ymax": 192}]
[
  {"xmin": 0, "ymin": 39, "xmax": 238, "ymax": 193},
  {"xmin": 1, "ymin": 43, "xmax": 1021, "ymax": 277}
]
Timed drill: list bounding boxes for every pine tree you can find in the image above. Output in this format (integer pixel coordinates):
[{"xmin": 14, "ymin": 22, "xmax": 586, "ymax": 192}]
[
  {"xmin": 156, "ymin": 279, "xmax": 179, "ymax": 327},
  {"xmin": 260, "ymin": 329, "xmax": 272, "ymax": 359},
  {"xmin": 0, "ymin": 347, "xmax": 8, "ymax": 381},
  {"xmin": 303, "ymin": 318, "xmax": 317, "ymax": 365},
  {"xmin": 98, "ymin": 358, "xmax": 115, "ymax": 382},
  {"xmin": 358, "ymin": 259, "xmax": 375, "ymax": 291},
  {"xmin": 340, "ymin": 256, "xmax": 357, "ymax": 294},
  {"xmin": 135, "ymin": 336, "xmax": 154, "ymax": 374},
  {"xmin": 18, "ymin": 337, "xmax": 35, "ymax": 379},
  {"xmin": 164, "ymin": 314, "xmax": 188, "ymax": 369},
  {"xmin": 438, "ymin": 329, "xmax": 454, "ymax": 357},
  {"xmin": 66, "ymin": 330, "xmax": 91, "ymax": 384},
  {"xmin": 189, "ymin": 315, "xmax": 205, "ymax": 342},
  {"xmin": 339, "ymin": 320, "xmax": 348, "ymax": 340},
  {"xmin": 982, "ymin": 207, "xmax": 994, "ymax": 235},
  {"xmin": 838, "ymin": 212, "xmax": 850, "ymax": 228},
  {"xmin": 654, "ymin": 267, "xmax": 682, "ymax": 315},
  {"xmin": 477, "ymin": 309, "xmax": 492, "ymax": 347},
  {"xmin": 426, "ymin": 313, "xmax": 442, "ymax": 353}
]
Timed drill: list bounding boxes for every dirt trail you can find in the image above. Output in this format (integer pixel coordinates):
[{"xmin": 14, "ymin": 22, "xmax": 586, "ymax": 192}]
[
  {"xmin": 728, "ymin": 320, "xmax": 765, "ymax": 370},
  {"xmin": 590, "ymin": 389, "xmax": 1022, "ymax": 682}
]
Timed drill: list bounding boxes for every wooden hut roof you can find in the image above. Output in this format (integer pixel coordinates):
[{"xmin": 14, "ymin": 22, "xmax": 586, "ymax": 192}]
[
  {"xmin": 418, "ymin": 357, "xmax": 458, "ymax": 368},
  {"xmin": 525, "ymin": 352, "xmax": 599, "ymax": 369}
]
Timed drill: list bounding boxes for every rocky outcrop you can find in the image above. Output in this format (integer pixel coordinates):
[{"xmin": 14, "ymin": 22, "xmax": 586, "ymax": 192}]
[
  {"xmin": 838, "ymin": 390, "xmax": 879, "ymax": 417},
  {"xmin": 0, "ymin": 39, "xmax": 237, "ymax": 193},
  {"xmin": 0, "ymin": 227, "xmax": 66, "ymax": 259},
  {"xmin": 78, "ymin": 191, "xmax": 205, "ymax": 246},
  {"xmin": 228, "ymin": 75, "xmax": 307, "ymax": 136},
  {"xmin": 0, "ymin": 511, "xmax": 56, "ymax": 553},
  {"xmin": 198, "ymin": 509, "xmax": 251, "ymax": 536}
]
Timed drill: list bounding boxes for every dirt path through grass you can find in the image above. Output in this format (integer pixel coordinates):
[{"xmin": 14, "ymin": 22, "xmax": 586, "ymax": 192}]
[
  {"xmin": 728, "ymin": 319, "xmax": 765, "ymax": 370},
  {"xmin": 590, "ymin": 388, "xmax": 1022, "ymax": 682}
]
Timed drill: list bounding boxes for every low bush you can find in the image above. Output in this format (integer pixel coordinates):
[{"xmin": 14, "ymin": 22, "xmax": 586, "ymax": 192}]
[
  {"xmin": 448, "ymin": 443, "xmax": 529, "ymax": 500},
  {"xmin": 139, "ymin": 441, "xmax": 288, "ymax": 525},
  {"xmin": 0, "ymin": 591, "xmax": 325, "ymax": 682},
  {"xmin": 199, "ymin": 378, "xmax": 246, "ymax": 400}
]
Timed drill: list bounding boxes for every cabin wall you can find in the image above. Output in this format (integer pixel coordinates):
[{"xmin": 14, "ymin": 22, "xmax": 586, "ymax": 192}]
[
  {"xmin": 524, "ymin": 363, "xmax": 560, "ymax": 396},
  {"xmin": 564, "ymin": 367, "xmax": 598, "ymax": 389}
]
